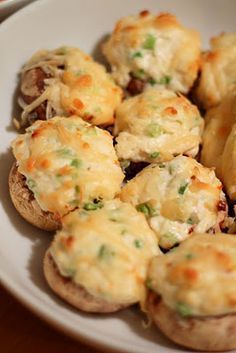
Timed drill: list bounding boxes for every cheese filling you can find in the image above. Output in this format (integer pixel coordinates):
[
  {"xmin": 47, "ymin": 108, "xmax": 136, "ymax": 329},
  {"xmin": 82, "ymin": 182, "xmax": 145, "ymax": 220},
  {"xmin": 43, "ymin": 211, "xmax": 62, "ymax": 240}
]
[
  {"xmin": 19, "ymin": 47, "xmax": 122, "ymax": 126},
  {"xmin": 11, "ymin": 116, "xmax": 124, "ymax": 216},
  {"xmin": 120, "ymin": 156, "xmax": 226, "ymax": 249},
  {"xmin": 114, "ymin": 88, "xmax": 204, "ymax": 163},
  {"xmin": 148, "ymin": 233, "xmax": 236, "ymax": 317},
  {"xmin": 50, "ymin": 199, "xmax": 160, "ymax": 304},
  {"xmin": 102, "ymin": 12, "xmax": 200, "ymax": 93}
]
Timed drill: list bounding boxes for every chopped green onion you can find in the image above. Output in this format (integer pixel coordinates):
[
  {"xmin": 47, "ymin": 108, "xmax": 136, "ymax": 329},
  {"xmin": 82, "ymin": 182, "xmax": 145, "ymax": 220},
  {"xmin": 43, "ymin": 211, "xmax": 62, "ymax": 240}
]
[
  {"xmin": 176, "ymin": 302, "xmax": 192, "ymax": 317},
  {"xmin": 136, "ymin": 202, "xmax": 156, "ymax": 217},
  {"xmin": 185, "ymin": 253, "xmax": 194, "ymax": 260},
  {"xmin": 133, "ymin": 69, "xmax": 146, "ymax": 79},
  {"xmin": 142, "ymin": 34, "xmax": 156, "ymax": 50},
  {"xmin": 98, "ymin": 244, "xmax": 115, "ymax": 260},
  {"xmin": 27, "ymin": 178, "xmax": 36, "ymax": 190},
  {"xmin": 69, "ymin": 199, "xmax": 80, "ymax": 207},
  {"xmin": 134, "ymin": 239, "xmax": 143, "ymax": 248},
  {"xmin": 75, "ymin": 185, "xmax": 80, "ymax": 193},
  {"xmin": 187, "ymin": 217, "xmax": 194, "ymax": 225},
  {"xmin": 168, "ymin": 165, "xmax": 175, "ymax": 175},
  {"xmin": 57, "ymin": 148, "xmax": 74, "ymax": 157},
  {"xmin": 146, "ymin": 123, "xmax": 163, "ymax": 137},
  {"xmin": 71, "ymin": 159, "xmax": 82, "ymax": 168},
  {"xmin": 132, "ymin": 51, "xmax": 143, "ymax": 58},
  {"xmin": 178, "ymin": 182, "xmax": 189, "ymax": 195},
  {"xmin": 148, "ymin": 78, "xmax": 157, "ymax": 85},
  {"xmin": 162, "ymin": 232, "xmax": 178, "ymax": 246},
  {"xmin": 64, "ymin": 267, "xmax": 76, "ymax": 277},
  {"xmin": 149, "ymin": 151, "xmax": 160, "ymax": 159},
  {"xmin": 158, "ymin": 75, "xmax": 172, "ymax": 85},
  {"xmin": 158, "ymin": 164, "xmax": 166, "ymax": 168},
  {"xmin": 120, "ymin": 160, "xmax": 130, "ymax": 170},
  {"xmin": 83, "ymin": 200, "xmax": 103, "ymax": 211}
]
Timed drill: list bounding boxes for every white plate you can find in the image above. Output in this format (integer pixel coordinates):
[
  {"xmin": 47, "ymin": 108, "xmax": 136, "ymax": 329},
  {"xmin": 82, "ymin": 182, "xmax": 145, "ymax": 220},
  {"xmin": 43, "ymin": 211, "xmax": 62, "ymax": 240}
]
[{"xmin": 0, "ymin": 1, "xmax": 235, "ymax": 352}]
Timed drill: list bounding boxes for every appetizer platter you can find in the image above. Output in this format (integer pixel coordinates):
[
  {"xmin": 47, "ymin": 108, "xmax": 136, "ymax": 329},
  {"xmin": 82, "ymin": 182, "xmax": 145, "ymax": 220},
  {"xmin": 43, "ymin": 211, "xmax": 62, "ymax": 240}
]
[{"xmin": 1, "ymin": 0, "xmax": 236, "ymax": 352}]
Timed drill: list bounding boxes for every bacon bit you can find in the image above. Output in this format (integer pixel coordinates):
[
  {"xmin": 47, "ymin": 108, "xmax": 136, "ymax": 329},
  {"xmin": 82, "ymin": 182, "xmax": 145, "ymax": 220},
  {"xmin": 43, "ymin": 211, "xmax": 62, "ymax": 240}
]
[
  {"xmin": 76, "ymin": 74, "xmax": 92, "ymax": 87},
  {"xmin": 164, "ymin": 107, "xmax": 178, "ymax": 115},
  {"xmin": 83, "ymin": 114, "xmax": 94, "ymax": 122},
  {"xmin": 217, "ymin": 200, "xmax": 227, "ymax": 212},
  {"xmin": 191, "ymin": 175, "xmax": 196, "ymax": 180},
  {"xmin": 32, "ymin": 129, "xmax": 42, "ymax": 138},
  {"xmin": 40, "ymin": 159, "xmax": 51, "ymax": 169},
  {"xmin": 73, "ymin": 98, "xmax": 84, "ymax": 110},
  {"xmin": 184, "ymin": 268, "xmax": 198, "ymax": 281},
  {"xmin": 139, "ymin": 10, "xmax": 150, "ymax": 17},
  {"xmin": 68, "ymin": 109, "xmax": 76, "ymax": 115},
  {"xmin": 26, "ymin": 157, "xmax": 36, "ymax": 172},
  {"xmin": 188, "ymin": 226, "xmax": 194, "ymax": 234}
]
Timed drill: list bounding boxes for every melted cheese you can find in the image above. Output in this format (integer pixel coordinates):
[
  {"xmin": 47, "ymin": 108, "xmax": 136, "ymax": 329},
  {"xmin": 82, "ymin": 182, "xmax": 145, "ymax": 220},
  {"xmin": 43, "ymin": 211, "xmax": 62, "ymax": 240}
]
[
  {"xmin": 120, "ymin": 156, "xmax": 226, "ymax": 249},
  {"xmin": 114, "ymin": 88, "xmax": 204, "ymax": 163},
  {"xmin": 195, "ymin": 33, "xmax": 236, "ymax": 109},
  {"xmin": 21, "ymin": 47, "xmax": 122, "ymax": 126},
  {"xmin": 50, "ymin": 199, "xmax": 160, "ymax": 305},
  {"xmin": 102, "ymin": 12, "xmax": 201, "ymax": 93},
  {"xmin": 149, "ymin": 233, "xmax": 236, "ymax": 317},
  {"xmin": 11, "ymin": 116, "xmax": 124, "ymax": 216}
]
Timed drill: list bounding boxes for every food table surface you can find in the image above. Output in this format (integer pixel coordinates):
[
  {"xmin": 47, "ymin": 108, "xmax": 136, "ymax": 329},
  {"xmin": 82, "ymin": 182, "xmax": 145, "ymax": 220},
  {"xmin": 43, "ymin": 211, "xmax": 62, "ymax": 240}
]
[{"xmin": 0, "ymin": 284, "xmax": 105, "ymax": 353}]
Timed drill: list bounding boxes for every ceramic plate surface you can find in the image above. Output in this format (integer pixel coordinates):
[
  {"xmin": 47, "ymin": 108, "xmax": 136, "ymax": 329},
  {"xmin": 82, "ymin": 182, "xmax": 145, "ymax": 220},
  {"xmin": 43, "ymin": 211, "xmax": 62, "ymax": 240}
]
[{"xmin": 0, "ymin": 0, "xmax": 235, "ymax": 352}]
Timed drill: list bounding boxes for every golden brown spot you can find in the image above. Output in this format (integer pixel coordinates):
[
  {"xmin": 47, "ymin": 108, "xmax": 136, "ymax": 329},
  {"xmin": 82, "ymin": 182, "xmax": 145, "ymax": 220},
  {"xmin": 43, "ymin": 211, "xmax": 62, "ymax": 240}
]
[
  {"xmin": 228, "ymin": 297, "xmax": 236, "ymax": 306},
  {"xmin": 76, "ymin": 74, "xmax": 92, "ymax": 87},
  {"xmin": 73, "ymin": 98, "xmax": 84, "ymax": 110},
  {"xmin": 83, "ymin": 114, "xmax": 94, "ymax": 122},
  {"xmin": 82, "ymin": 142, "xmax": 90, "ymax": 149},
  {"xmin": 53, "ymin": 212, "xmax": 61, "ymax": 222},
  {"xmin": 139, "ymin": 10, "xmax": 150, "ymax": 17},
  {"xmin": 26, "ymin": 157, "xmax": 36, "ymax": 172},
  {"xmin": 206, "ymin": 52, "xmax": 219, "ymax": 62},
  {"xmin": 214, "ymin": 251, "xmax": 233, "ymax": 271},
  {"xmin": 58, "ymin": 165, "xmax": 71, "ymax": 176},
  {"xmin": 39, "ymin": 159, "xmax": 51, "ymax": 169},
  {"xmin": 184, "ymin": 268, "xmax": 198, "ymax": 281},
  {"xmin": 32, "ymin": 129, "xmax": 41, "ymax": 138},
  {"xmin": 123, "ymin": 25, "xmax": 136, "ymax": 32},
  {"xmin": 61, "ymin": 235, "xmax": 74, "ymax": 250},
  {"xmin": 189, "ymin": 178, "xmax": 216, "ymax": 193},
  {"xmin": 155, "ymin": 13, "xmax": 178, "ymax": 27},
  {"xmin": 164, "ymin": 107, "xmax": 178, "ymax": 115}
]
